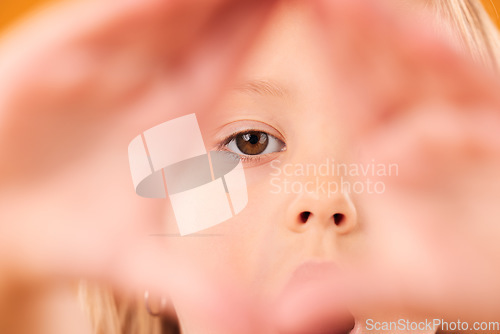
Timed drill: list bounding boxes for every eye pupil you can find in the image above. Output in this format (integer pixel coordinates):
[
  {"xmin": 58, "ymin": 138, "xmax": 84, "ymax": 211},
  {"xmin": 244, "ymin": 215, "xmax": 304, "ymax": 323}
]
[
  {"xmin": 242, "ymin": 133, "xmax": 259, "ymax": 144},
  {"xmin": 236, "ymin": 131, "xmax": 269, "ymax": 155}
]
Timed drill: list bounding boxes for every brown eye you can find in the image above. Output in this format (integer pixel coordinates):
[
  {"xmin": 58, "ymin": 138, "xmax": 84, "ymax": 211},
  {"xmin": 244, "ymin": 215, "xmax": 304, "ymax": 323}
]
[
  {"xmin": 235, "ymin": 131, "xmax": 269, "ymax": 155},
  {"xmin": 225, "ymin": 130, "xmax": 285, "ymax": 157}
]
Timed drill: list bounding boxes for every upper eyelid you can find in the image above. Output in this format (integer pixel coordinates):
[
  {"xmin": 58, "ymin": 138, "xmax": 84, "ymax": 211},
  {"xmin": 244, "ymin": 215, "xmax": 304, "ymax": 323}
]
[
  {"xmin": 220, "ymin": 129, "xmax": 283, "ymax": 146},
  {"xmin": 214, "ymin": 120, "xmax": 286, "ymax": 144}
]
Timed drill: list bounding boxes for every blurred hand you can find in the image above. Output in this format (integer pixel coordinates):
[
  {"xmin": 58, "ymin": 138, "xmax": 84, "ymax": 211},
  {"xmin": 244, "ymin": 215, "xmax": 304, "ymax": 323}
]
[
  {"xmin": 0, "ymin": 0, "xmax": 277, "ymax": 332},
  {"xmin": 274, "ymin": 0, "xmax": 500, "ymax": 330}
]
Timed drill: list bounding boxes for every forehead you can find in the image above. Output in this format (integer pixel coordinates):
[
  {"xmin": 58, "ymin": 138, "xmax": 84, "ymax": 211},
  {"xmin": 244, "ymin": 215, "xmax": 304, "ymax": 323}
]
[
  {"xmin": 234, "ymin": 0, "xmax": 430, "ymax": 93},
  {"xmin": 234, "ymin": 2, "xmax": 334, "ymax": 103}
]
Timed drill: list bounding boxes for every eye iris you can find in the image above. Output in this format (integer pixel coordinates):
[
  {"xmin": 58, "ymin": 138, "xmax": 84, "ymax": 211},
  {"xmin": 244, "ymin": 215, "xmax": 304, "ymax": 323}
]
[{"xmin": 236, "ymin": 131, "xmax": 269, "ymax": 155}]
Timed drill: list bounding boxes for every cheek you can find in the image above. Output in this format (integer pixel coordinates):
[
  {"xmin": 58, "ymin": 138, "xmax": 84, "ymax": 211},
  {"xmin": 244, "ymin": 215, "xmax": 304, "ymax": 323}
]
[{"xmin": 158, "ymin": 182, "xmax": 279, "ymax": 284}]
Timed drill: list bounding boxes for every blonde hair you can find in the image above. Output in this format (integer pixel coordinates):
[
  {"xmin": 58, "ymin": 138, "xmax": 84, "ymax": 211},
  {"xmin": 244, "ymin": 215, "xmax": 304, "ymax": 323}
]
[
  {"xmin": 79, "ymin": 1, "xmax": 500, "ymax": 333},
  {"xmin": 77, "ymin": 282, "xmax": 169, "ymax": 334},
  {"xmin": 431, "ymin": 0, "xmax": 500, "ymax": 70}
]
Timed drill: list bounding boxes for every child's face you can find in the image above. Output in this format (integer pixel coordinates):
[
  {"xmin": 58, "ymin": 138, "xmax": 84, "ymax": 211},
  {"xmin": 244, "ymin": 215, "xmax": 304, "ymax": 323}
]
[{"xmin": 161, "ymin": 2, "xmax": 430, "ymax": 333}]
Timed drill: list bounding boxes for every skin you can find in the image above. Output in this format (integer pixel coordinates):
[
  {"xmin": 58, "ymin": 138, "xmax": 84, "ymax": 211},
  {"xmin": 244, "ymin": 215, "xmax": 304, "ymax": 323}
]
[
  {"xmin": 2, "ymin": 0, "xmax": 500, "ymax": 333},
  {"xmin": 164, "ymin": 2, "xmax": 433, "ymax": 334},
  {"xmin": 169, "ymin": 2, "xmax": 362, "ymax": 331}
]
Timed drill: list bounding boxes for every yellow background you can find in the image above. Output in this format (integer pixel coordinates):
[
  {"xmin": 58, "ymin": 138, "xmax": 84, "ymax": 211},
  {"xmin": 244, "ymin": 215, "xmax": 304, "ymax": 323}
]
[
  {"xmin": 0, "ymin": 0, "xmax": 499, "ymax": 34},
  {"xmin": 483, "ymin": 0, "xmax": 500, "ymax": 28}
]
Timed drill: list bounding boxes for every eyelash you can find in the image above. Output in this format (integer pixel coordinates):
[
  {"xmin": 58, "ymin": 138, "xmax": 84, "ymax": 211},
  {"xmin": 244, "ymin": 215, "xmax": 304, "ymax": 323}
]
[{"xmin": 216, "ymin": 129, "xmax": 285, "ymax": 162}]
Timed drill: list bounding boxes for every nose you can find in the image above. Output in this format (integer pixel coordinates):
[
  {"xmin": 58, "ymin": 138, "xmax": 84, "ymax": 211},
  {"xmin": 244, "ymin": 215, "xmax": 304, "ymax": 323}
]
[{"xmin": 285, "ymin": 188, "xmax": 357, "ymax": 234}]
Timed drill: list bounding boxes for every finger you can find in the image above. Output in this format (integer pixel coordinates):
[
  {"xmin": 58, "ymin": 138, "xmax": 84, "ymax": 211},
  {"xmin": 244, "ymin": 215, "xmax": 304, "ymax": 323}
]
[
  {"xmin": 309, "ymin": 0, "xmax": 500, "ymax": 139},
  {"xmin": 0, "ymin": 0, "xmax": 279, "ymax": 183},
  {"xmin": 273, "ymin": 274, "xmax": 355, "ymax": 334},
  {"xmin": 272, "ymin": 251, "xmax": 500, "ymax": 332},
  {"xmin": 89, "ymin": 237, "xmax": 269, "ymax": 334},
  {"xmin": 0, "ymin": 2, "xmax": 281, "ymax": 331},
  {"xmin": 0, "ymin": 0, "xmax": 279, "ymax": 114}
]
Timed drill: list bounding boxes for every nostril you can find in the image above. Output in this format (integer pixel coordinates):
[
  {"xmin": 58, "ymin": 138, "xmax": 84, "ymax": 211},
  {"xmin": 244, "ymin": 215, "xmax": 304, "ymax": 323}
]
[
  {"xmin": 299, "ymin": 211, "xmax": 311, "ymax": 223},
  {"xmin": 333, "ymin": 213, "xmax": 344, "ymax": 226}
]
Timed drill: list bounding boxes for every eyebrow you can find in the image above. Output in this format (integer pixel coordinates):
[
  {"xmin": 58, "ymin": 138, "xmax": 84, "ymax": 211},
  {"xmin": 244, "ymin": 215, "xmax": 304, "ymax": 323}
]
[{"xmin": 232, "ymin": 79, "xmax": 289, "ymax": 99}]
